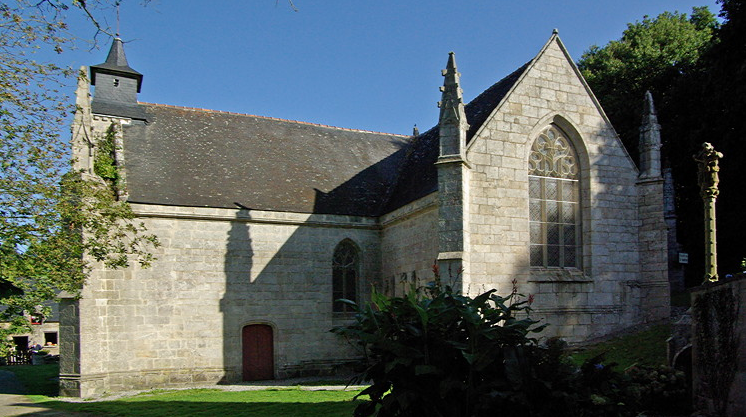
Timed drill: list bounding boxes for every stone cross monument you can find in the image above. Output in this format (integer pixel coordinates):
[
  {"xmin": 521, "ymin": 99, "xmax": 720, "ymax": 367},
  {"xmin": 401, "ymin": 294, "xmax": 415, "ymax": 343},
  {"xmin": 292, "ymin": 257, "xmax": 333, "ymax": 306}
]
[{"xmin": 693, "ymin": 142, "xmax": 723, "ymax": 282}]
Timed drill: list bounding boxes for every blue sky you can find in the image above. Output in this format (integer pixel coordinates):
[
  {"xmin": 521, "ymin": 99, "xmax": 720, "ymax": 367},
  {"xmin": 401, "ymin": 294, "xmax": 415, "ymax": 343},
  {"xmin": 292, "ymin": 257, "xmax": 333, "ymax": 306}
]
[{"xmin": 54, "ymin": 0, "xmax": 721, "ymax": 135}]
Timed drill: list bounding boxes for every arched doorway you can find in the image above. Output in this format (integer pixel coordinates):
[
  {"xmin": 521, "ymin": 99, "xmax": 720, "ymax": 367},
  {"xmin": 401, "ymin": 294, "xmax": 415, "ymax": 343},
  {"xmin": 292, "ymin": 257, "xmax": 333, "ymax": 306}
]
[{"xmin": 242, "ymin": 324, "xmax": 274, "ymax": 381}]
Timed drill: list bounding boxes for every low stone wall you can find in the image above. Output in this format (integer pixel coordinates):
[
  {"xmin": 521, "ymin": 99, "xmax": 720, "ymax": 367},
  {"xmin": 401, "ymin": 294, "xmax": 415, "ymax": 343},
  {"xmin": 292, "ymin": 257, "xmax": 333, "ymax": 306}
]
[{"xmin": 691, "ymin": 275, "xmax": 745, "ymax": 417}]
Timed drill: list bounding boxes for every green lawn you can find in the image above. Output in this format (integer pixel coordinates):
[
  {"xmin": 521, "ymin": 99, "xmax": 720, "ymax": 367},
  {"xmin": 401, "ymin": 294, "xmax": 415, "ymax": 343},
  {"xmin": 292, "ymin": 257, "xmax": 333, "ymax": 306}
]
[
  {"xmin": 1, "ymin": 363, "xmax": 362, "ymax": 417},
  {"xmin": 2, "ymin": 323, "xmax": 672, "ymax": 416},
  {"xmin": 0, "ymin": 363, "xmax": 60, "ymax": 396},
  {"xmin": 568, "ymin": 323, "xmax": 671, "ymax": 369},
  {"xmin": 36, "ymin": 388, "xmax": 363, "ymax": 417}
]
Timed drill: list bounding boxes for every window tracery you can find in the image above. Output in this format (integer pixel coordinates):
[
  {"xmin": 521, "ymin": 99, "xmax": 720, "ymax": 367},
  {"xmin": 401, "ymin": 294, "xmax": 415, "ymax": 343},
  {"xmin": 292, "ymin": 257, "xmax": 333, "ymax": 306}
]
[
  {"xmin": 529, "ymin": 126, "xmax": 581, "ymax": 268},
  {"xmin": 332, "ymin": 240, "xmax": 359, "ymax": 313}
]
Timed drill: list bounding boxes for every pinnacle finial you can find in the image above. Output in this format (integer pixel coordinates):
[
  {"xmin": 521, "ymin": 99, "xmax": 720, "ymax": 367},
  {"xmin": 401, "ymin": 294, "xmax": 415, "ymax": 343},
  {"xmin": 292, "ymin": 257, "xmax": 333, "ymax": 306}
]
[
  {"xmin": 639, "ymin": 91, "xmax": 662, "ymax": 179},
  {"xmin": 413, "ymin": 124, "xmax": 419, "ymax": 137},
  {"xmin": 552, "ymin": 28, "xmax": 559, "ymax": 34},
  {"xmin": 438, "ymin": 51, "xmax": 469, "ymax": 157},
  {"xmin": 644, "ymin": 90, "xmax": 656, "ymax": 116},
  {"xmin": 439, "ymin": 51, "xmax": 466, "ymax": 124}
]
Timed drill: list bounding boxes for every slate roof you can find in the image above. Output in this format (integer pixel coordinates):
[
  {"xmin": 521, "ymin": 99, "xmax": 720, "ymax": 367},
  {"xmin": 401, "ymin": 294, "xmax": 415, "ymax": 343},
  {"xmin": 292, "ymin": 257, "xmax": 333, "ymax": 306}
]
[
  {"xmin": 120, "ymin": 61, "xmax": 529, "ymax": 217},
  {"xmin": 92, "ymin": 100, "xmax": 148, "ymax": 121},
  {"xmin": 383, "ymin": 62, "xmax": 530, "ymax": 212},
  {"xmin": 122, "ymin": 104, "xmax": 409, "ymax": 216}
]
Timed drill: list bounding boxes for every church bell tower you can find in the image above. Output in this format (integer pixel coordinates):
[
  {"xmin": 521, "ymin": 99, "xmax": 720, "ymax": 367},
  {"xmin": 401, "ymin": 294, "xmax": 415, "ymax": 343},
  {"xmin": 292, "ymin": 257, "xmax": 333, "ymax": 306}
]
[{"xmin": 89, "ymin": 37, "xmax": 145, "ymax": 120}]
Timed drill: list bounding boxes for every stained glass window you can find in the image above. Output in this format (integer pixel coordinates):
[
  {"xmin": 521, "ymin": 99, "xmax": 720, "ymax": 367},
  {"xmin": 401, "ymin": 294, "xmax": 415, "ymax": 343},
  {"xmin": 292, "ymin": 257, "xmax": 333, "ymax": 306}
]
[{"xmin": 529, "ymin": 126, "xmax": 581, "ymax": 268}]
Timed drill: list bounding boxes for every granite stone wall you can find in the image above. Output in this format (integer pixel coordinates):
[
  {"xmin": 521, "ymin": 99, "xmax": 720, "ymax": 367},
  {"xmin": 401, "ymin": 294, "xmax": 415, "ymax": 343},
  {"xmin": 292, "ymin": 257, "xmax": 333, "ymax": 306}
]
[
  {"xmin": 380, "ymin": 194, "xmax": 439, "ymax": 296},
  {"xmin": 61, "ymin": 37, "xmax": 671, "ymax": 397},
  {"xmin": 463, "ymin": 37, "xmax": 654, "ymax": 341},
  {"xmin": 62, "ymin": 204, "xmax": 380, "ymax": 397}
]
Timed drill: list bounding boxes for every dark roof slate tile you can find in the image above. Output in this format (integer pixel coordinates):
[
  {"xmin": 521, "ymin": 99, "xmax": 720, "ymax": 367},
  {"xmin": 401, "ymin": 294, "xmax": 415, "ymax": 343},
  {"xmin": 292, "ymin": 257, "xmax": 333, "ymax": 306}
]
[
  {"xmin": 121, "ymin": 61, "xmax": 529, "ymax": 217},
  {"xmin": 123, "ymin": 104, "xmax": 409, "ymax": 216}
]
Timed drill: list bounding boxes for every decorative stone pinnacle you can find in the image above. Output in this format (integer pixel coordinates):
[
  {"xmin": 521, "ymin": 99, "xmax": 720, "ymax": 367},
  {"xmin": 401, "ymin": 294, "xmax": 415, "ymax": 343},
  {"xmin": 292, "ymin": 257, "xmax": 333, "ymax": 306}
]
[
  {"xmin": 638, "ymin": 91, "xmax": 662, "ymax": 178},
  {"xmin": 438, "ymin": 51, "xmax": 469, "ymax": 158},
  {"xmin": 645, "ymin": 90, "xmax": 656, "ymax": 115},
  {"xmin": 438, "ymin": 51, "xmax": 468, "ymax": 129},
  {"xmin": 552, "ymin": 28, "xmax": 559, "ymax": 34}
]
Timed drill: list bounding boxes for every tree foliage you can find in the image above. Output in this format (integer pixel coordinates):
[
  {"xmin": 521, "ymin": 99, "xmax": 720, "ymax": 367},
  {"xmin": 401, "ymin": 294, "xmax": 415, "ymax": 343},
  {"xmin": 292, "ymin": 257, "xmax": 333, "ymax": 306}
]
[
  {"xmin": 579, "ymin": 3, "xmax": 746, "ymax": 283},
  {"xmin": 0, "ymin": 1, "xmax": 158, "ymax": 352},
  {"xmin": 578, "ymin": 7, "xmax": 718, "ymax": 164}
]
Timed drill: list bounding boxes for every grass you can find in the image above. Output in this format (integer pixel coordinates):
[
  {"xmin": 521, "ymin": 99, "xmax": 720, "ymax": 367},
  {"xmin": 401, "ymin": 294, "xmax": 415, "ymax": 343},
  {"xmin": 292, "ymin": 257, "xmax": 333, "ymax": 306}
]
[
  {"xmin": 0, "ymin": 363, "xmax": 60, "ymax": 396},
  {"xmin": 1, "ymin": 363, "xmax": 361, "ymax": 416},
  {"xmin": 2, "ymin": 324, "xmax": 673, "ymax": 416},
  {"xmin": 36, "ymin": 388, "xmax": 363, "ymax": 417},
  {"xmin": 568, "ymin": 324, "xmax": 671, "ymax": 369}
]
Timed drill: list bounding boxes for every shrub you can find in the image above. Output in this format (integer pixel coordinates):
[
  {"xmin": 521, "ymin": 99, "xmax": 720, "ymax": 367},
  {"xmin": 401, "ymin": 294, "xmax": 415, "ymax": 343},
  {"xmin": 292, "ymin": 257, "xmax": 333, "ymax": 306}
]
[
  {"xmin": 623, "ymin": 365, "xmax": 689, "ymax": 415},
  {"xmin": 333, "ymin": 282, "xmax": 640, "ymax": 417}
]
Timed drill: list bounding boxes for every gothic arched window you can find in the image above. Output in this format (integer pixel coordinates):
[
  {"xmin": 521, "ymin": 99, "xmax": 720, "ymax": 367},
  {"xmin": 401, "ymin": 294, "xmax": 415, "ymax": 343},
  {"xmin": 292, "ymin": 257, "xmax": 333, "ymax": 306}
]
[
  {"xmin": 332, "ymin": 240, "xmax": 359, "ymax": 312},
  {"xmin": 528, "ymin": 125, "xmax": 581, "ymax": 268}
]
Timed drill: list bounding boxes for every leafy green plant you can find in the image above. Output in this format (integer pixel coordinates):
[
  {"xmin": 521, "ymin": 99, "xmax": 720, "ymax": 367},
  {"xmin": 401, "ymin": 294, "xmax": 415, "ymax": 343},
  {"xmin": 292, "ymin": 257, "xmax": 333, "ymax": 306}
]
[
  {"xmin": 94, "ymin": 124, "xmax": 121, "ymax": 194},
  {"xmin": 333, "ymin": 278, "xmax": 649, "ymax": 417}
]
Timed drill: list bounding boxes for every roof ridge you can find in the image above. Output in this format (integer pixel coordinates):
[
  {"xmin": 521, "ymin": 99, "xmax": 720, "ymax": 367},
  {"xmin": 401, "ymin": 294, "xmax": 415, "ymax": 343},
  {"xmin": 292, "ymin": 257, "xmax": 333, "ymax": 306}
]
[{"xmin": 139, "ymin": 102, "xmax": 409, "ymax": 138}]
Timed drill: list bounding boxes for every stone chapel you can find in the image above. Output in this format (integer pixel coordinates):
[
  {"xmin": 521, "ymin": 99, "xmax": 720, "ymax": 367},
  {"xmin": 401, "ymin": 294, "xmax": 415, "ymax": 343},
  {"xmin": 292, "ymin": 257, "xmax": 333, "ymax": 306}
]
[{"xmin": 60, "ymin": 32, "xmax": 670, "ymax": 397}]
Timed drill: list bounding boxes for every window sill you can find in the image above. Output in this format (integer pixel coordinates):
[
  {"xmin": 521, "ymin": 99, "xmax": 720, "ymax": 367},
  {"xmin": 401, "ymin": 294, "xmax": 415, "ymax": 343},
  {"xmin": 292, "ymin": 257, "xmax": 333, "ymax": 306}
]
[{"xmin": 528, "ymin": 267, "xmax": 591, "ymax": 283}]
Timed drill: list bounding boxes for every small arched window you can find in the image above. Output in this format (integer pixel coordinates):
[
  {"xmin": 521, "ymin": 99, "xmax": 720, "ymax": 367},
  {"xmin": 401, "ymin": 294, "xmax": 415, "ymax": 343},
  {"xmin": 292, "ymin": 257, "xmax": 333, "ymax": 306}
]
[
  {"xmin": 528, "ymin": 125, "xmax": 581, "ymax": 268},
  {"xmin": 332, "ymin": 240, "xmax": 359, "ymax": 312}
]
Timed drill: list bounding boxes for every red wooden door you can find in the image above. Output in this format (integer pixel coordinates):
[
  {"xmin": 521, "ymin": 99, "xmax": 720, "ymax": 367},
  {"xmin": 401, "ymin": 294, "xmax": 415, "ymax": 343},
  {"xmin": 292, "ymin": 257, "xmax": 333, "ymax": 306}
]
[{"xmin": 242, "ymin": 324, "xmax": 274, "ymax": 381}]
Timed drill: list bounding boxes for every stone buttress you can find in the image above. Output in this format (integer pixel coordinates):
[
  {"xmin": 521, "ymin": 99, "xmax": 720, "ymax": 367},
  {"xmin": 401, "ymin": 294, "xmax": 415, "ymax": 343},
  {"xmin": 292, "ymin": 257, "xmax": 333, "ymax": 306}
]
[
  {"xmin": 636, "ymin": 91, "xmax": 670, "ymax": 322},
  {"xmin": 436, "ymin": 52, "xmax": 471, "ymax": 286}
]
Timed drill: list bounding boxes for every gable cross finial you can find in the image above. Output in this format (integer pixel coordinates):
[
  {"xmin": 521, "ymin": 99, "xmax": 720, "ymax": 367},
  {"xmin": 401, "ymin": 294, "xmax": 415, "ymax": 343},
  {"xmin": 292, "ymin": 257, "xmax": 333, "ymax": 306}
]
[{"xmin": 694, "ymin": 143, "xmax": 723, "ymax": 282}]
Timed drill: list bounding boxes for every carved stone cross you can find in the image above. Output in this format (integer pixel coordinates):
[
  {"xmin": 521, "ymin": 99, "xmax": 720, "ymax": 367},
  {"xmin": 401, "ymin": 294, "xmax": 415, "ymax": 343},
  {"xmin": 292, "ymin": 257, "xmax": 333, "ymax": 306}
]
[{"xmin": 694, "ymin": 142, "xmax": 723, "ymax": 282}]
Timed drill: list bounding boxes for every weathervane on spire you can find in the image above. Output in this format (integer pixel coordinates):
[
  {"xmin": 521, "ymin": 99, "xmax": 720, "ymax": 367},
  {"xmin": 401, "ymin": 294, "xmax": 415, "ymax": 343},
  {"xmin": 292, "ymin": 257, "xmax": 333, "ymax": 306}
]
[{"xmin": 115, "ymin": 1, "xmax": 121, "ymax": 37}]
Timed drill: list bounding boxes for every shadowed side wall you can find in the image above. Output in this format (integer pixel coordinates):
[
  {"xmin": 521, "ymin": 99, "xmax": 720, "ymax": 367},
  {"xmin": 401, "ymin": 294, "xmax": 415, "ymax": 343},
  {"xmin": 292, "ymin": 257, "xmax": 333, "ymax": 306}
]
[
  {"xmin": 380, "ymin": 194, "xmax": 439, "ymax": 296},
  {"xmin": 63, "ymin": 204, "xmax": 379, "ymax": 398}
]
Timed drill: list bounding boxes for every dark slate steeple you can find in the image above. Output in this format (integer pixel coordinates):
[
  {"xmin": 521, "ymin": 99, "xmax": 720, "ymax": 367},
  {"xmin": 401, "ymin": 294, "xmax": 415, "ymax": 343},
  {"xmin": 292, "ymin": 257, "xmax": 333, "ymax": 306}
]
[{"xmin": 89, "ymin": 37, "xmax": 146, "ymax": 120}]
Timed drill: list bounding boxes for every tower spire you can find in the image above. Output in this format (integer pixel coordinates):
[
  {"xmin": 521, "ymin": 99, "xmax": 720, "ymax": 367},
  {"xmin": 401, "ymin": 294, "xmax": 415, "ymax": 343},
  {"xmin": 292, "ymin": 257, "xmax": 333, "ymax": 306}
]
[
  {"xmin": 88, "ymin": 36, "xmax": 146, "ymax": 120},
  {"xmin": 90, "ymin": 37, "xmax": 143, "ymax": 93}
]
